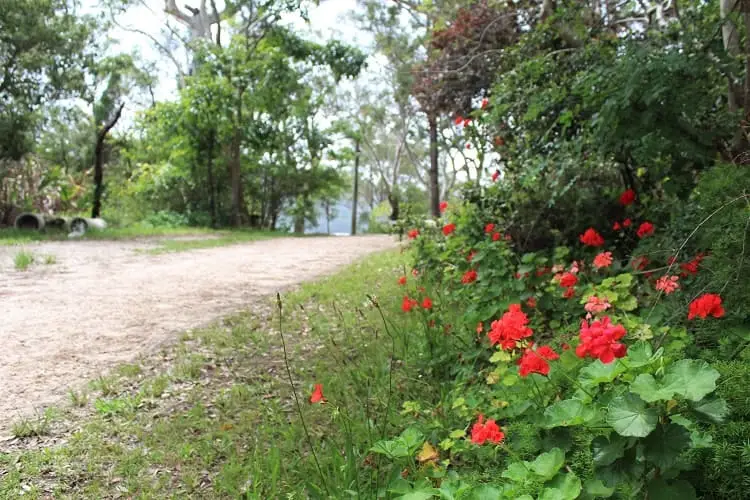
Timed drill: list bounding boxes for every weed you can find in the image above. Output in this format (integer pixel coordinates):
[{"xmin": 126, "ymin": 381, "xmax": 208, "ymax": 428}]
[
  {"xmin": 90, "ymin": 374, "xmax": 118, "ymax": 396},
  {"xmin": 14, "ymin": 250, "xmax": 34, "ymax": 270},
  {"xmin": 11, "ymin": 413, "xmax": 51, "ymax": 438},
  {"xmin": 43, "ymin": 254, "xmax": 56, "ymax": 265},
  {"xmin": 69, "ymin": 390, "xmax": 88, "ymax": 407}
]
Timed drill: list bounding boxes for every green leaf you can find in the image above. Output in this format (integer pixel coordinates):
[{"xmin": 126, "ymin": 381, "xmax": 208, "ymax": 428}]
[
  {"xmin": 468, "ymin": 485, "xmax": 502, "ymax": 500},
  {"xmin": 371, "ymin": 439, "xmax": 408, "ymax": 458},
  {"xmin": 591, "ymin": 435, "xmax": 628, "ymax": 467},
  {"xmin": 397, "ymin": 490, "xmax": 438, "ymax": 500},
  {"xmin": 662, "ymin": 360, "xmax": 720, "ymax": 401},
  {"xmin": 579, "ymin": 360, "xmax": 626, "ymax": 387},
  {"xmin": 399, "ymin": 427, "xmax": 425, "ymax": 454},
  {"xmin": 617, "ymin": 296, "xmax": 638, "ymax": 311},
  {"xmin": 583, "ymin": 479, "xmax": 614, "ymax": 498},
  {"xmin": 625, "ymin": 341, "xmax": 662, "ymax": 367},
  {"xmin": 539, "ymin": 473, "xmax": 582, "ymax": 500},
  {"xmin": 501, "ymin": 462, "xmax": 530, "ymax": 483},
  {"xmin": 646, "ymin": 478, "xmax": 697, "ymax": 500},
  {"xmin": 529, "ymin": 448, "xmax": 565, "ymax": 480},
  {"xmin": 631, "ymin": 360, "xmax": 720, "ymax": 403},
  {"xmin": 690, "ymin": 396, "xmax": 729, "ymax": 424},
  {"xmin": 630, "ymin": 374, "xmax": 672, "ymax": 402},
  {"xmin": 543, "ymin": 399, "xmax": 599, "ymax": 428},
  {"xmin": 607, "ymin": 394, "xmax": 658, "ymax": 437},
  {"xmin": 643, "ymin": 424, "xmax": 691, "ymax": 470}
]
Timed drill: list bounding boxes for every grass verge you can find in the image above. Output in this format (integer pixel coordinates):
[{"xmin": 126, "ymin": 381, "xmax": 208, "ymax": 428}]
[
  {"xmin": 0, "ymin": 226, "xmax": 297, "ymax": 248},
  {"xmin": 0, "ymin": 249, "xmax": 420, "ymax": 499}
]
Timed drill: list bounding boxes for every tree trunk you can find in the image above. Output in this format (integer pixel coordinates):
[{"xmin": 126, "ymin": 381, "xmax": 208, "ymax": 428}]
[
  {"xmin": 387, "ymin": 193, "xmax": 400, "ymax": 221},
  {"xmin": 721, "ymin": 0, "xmax": 748, "ymax": 153},
  {"xmin": 206, "ymin": 129, "xmax": 217, "ymax": 227},
  {"xmin": 428, "ymin": 114, "xmax": 440, "ymax": 218},
  {"xmin": 91, "ymin": 103, "xmax": 124, "ymax": 219},
  {"xmin": 351, "ymin": 138, "xmax": 360, "ymax": 235}
]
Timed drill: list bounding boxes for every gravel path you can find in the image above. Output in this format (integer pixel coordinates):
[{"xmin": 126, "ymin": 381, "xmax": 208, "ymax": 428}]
[{"xmin": 0, "ymin": 235, "xmax": 395, "ymax": 434}]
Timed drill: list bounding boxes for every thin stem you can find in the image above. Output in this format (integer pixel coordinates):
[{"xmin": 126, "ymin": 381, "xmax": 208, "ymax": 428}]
[{"xmin": 275, "ymin": 294, "xmax": 329, "ymax": 496}]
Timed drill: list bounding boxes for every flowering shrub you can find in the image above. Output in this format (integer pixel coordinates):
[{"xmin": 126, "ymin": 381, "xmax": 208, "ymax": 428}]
[{"xmin": 360, "ymin": 187, "xmax": 736, "ymax": 499}]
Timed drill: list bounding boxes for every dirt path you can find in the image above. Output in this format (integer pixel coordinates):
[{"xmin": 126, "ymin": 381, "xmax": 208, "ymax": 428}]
[{"xmin": 0, "ymin": 235, "xmax": 395, "ymax": 435}]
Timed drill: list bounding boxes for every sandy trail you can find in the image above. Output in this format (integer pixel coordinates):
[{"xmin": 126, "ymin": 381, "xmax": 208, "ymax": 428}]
[{"xmin": 0, "ymin": 235, "xmax": 395, "ymax": 434}]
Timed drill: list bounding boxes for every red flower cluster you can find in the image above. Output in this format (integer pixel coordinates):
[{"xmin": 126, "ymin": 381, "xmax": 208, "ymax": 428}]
[
  {"xmin": 559, "ymin": 272, "xmax": 578, "ymax": 288},
  {"xmin": 619, "ymin": 189, "xmax": 636, "ymax": 206},
  {"xmin": 398, "ymin": 276, "xmax": 407, "ymax": 286},
  {"xmin": 402, "ymin": 296, "xmax": 418, "ymax": 312},
  {"xmin": 526, "ymin": 297, "xmax": 537, "ymax": 308},
  {"xmin": 471, "ymin": 415, "xmax": 504, "ymax": 445},
  {"xmin": 485, "ymin": 223, "xmax": 495, "ymax": 234},
  {"xmin": 579, "ymin": 228, "xmax": 605, "ymax": 247},
  {"xmin": 310, "ymin": 384, "xmax": 325, "ymax": 404},
  {"xmin": 593, "ymin": 252, "xmax": 613, "ymax": 269},
  {"xmin": 655, "ymin": 275, "xmax": 679, "ymax": 295},
  {"xmin": 518, "ymin": 346, "xmax": 559, "ymax": 377},
  {"xmin": 422, "ymin": 297, "xmax": 433, "ymax": 310},
  {"xmin": 443, "ymin": 223, "xmax": 456, "ymax": 236},
  {"xmin": 488, "ymin": 304, "xmax": 532, "ymax": 350},
  {"xmin": 492, "ymin": 232, "xmax": 501, "ymax": 241},
  {"xmin": 439, "ymin": 201, "xmax": 448, "ymax": 213},
  {"xmin": 408, "ymin": 229, "xmax": 419, "ymax": 239},
  {"xmin": 481, "ymin": 97, "xmax": 489, "ymax": 109},
  {"xmin": 680, "ymin": 253, "xmax": 705, "ymax": 277},
  {"xmin": 576, "ymin": 317, "xmax": 627, "ymax": 364},
  {"xmin": 492, "ymin": 170, "xmax": 500, "ymax": 182},
  {"xmin": 688, "ymin": 293, "xmax": 724, "ymax": 320},
  {"xmin": 636, "ymin": 221, "xmax": 655, "ymax": 239},
  {"xmin": 462, "ymin": 269, "xmax": 478, "ymax": 284}
]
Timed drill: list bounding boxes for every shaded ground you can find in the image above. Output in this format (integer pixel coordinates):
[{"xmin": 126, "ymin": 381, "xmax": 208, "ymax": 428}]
[{"xmin": 0, "ymin": 235, "xmax": 395, "ymax": 436}]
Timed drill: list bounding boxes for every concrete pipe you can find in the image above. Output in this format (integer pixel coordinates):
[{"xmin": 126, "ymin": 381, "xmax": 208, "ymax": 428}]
[
  {"xmin": 69, "ymin": 217, "xmax": 107, "ymax": 235},
  {"xmin": 14, "ymin": 213, "xmax": 46, "ymax": 231},
  {"xmin": 44, "ymin": 216, "xmax": 68, "ymax": 231}
]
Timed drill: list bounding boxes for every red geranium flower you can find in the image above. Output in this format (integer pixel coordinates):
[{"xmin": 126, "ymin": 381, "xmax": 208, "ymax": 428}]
[
  {"xmin": 526, "ymin": 297, "xmax": 537, "ymax": 308},
  {"xmin": 310, "ymin": 384, "xmax": 325, "ymax": 404},
  {"xmin": 439, "ymin": 201, "xmax": 448, "ymax": 213},
  {"xmin": 398, "ymin": 276, "xmax": 407, "ymax": 286},
  {"xmin": 481, "ymin": 97, "xmax": 489, "ymax": 109},
  {"xmin": 655, "ymin": 275, "xmax": 679, "ymax": 295},
  {"xmin": 518, "ymin": 349, "xmax": 550, "ymax": 377},
  {"xmin": 561, "ymin": 343, "xmax": 570, "ymax": 351},
  {"xmin": 476, "ymin": 322, "xmax": 483, "ymax": 334},
  {"xmin": 407, "ymin": 229, "xmax": 419, "ymax": 239},
  {"xmin": 463, "ymin": 118, "xmax": 471, "ymax": 127},
  {"xmin": 442, "ymin": 223, "xmax": 456, "ymax": 236},
  {"xmin": 559, "ymin": 272, "xmax": 578, "ymax": 288},
  {"xmin": 462, "ymin": 269, "xmax": 478, "ymax": 284},
  {"xmin": 593, "ymin": 252, "xmax": 613, "ymax": 269},
  {"xmin": 492, "ymin": 170, "xmax": 500, "ymax": 182},
  {"xmin": 485, "ymin": 223, "xmax": 495, "ymax": 234},
  {"xmin": 636, "ymin": 221, "xmax": 655, "ymax": 239},
  {"xmin": 504, "ymin": 234, "xmax": 512, "ymax": 241},
  {"xmin": 631, "ymin": 256, "xmax": 650, "ymax": 271},
  {"xmin": 680, "ymin": 253, "xmax": 705, "ymax": 276},
  {"xmin": 562, "ymin": 287, "xmax": 576, "ymax": 299},
  {"xmin": 580, "ymin": 228, "xmax": 605, "ymax": 247},
  {"xmin": 576, "ymin": 317, "xmax": 627, "ymax": 364},
  {"xmin": 623, "ymin": 218, "xmax": 632, "ymax": 228},
  {"xmin": 454, "ymin": 116, "xmax": 463, "ymax": 125},
  {"xmin": 466, "ymin": 250, "xmax": 477, "ymax": 262},
  {"xmin": 619, "ymin": 189, "xmax": 636, "ymax": 206},
  {"xmin": 688, "ymin": 293, "xmax": 724, "ymax": 320},
  {"xmin": 402, "ymin": 296, "xmax": 418, "ymax": 313},
  {"xmin": 535, "ymin": 345, "xmax": 559, "ymax": 360},
  {"xmin": 422, "ymin": 297, "xmax": 433, "ymax": 310},
  {"xmin": 584, "ymin": 295, "xmax": 611, "ymax": 314},
  {"xmin": 471, "ymin": 415, "xmax": 504, "ymax": 445},
  {"xmin": 613, "ymin": 221, "xmax": 622, "ymax": 231},
  {"xmin": 412, "ymin": 268, "xmax": 419, "ymax": 277},
  {"xmin": 488, "ymin": 304, "xmax": 533, "ymax": 350},
  {"xmin": 492, "ymin": 232, "xmax": 501, "ymax": 241}
]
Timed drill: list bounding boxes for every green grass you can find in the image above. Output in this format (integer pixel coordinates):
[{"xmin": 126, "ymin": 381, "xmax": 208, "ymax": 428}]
[
  {"xmin": 0, "ymin": 249, "xmax": 420, "ymax": 499},
  {"xmin": 144, "ymin": 230, "xmax": 293, "ymax": 254},
  {"xmin": 0, "ymin": 225, "xmax": 298, "ymax": 247},
  {"xmin": 13, "ymin": 250, "xmax": 34, "ymax": 270}
]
